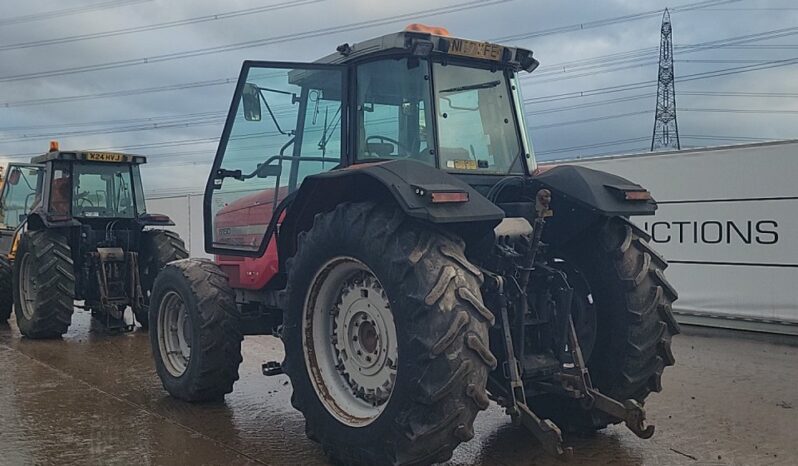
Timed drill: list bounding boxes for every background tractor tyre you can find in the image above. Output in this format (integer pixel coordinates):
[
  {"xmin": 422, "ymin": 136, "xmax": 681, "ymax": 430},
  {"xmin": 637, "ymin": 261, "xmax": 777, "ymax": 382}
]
[
  {"xmin": 283, "ymin": 202, "xmax": 496, "ymax": 466},
  {"xmin": 0, "ymin": 255, "xmax": 12, "ymax": 322},
  {"xmin": 13, "ymin": 230, "xmax": 75, "ymax": 339},
  {"xmin": 528, "ymin": 216, "xmax": 680, "ymax": 432},
  {"xmin": 149, "ymin": 258, "xmax": 242, "ymax": 402},
  {"xmin": 138, "ymin": 229, "xmax": 188, "ymax": 329}
]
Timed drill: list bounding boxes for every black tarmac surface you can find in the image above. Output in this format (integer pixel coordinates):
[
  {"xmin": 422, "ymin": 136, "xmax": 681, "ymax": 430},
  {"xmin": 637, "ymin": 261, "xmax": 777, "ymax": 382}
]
[{"xmin": 1, "ymin": 312, "xmax": 796, "ymax": 465}]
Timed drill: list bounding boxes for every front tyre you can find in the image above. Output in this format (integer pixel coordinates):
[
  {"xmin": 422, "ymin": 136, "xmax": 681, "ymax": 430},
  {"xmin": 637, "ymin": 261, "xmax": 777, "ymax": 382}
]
[
  {"xmin": 283, "ymin": 202, "xmax": 496, "ymax": 465},
  {"xmin": 13, "ymin": 230, "xmax": 75, "ymax": 339},
  {"xmin": 149, "ymin": 259, "xmax": 242, "ymax": 401},
  {"xmin": 138, "ymin": 230, "xmax": 189, "ymax": 329}
]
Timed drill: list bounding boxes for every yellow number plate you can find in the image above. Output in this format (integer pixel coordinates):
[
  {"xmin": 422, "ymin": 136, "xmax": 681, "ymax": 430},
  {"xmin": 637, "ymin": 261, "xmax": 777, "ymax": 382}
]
[
  {"xmin": 446, "ymin": 38, "xmax": 504, "ymax": 61},
  {"xmin": 86, "ymin": 152, "xmax": 125, "ymax": 162}
]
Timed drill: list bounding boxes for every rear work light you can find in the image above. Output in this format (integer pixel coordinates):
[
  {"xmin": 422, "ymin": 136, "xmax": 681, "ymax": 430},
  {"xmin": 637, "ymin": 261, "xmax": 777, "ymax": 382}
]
[{"xmin": 430, "ymin": 191, "xmax": 469, "ymax": 203}]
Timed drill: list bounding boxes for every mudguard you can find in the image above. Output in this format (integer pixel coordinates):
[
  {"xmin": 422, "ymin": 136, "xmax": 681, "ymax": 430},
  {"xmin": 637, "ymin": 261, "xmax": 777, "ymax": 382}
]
[
  {"xmin": 279, "ymin": 159, "xmax": 504, "ymax": 257},
  {"xmin": 530, "ymin": 165, "xmax": 657, "ymax": 246}
]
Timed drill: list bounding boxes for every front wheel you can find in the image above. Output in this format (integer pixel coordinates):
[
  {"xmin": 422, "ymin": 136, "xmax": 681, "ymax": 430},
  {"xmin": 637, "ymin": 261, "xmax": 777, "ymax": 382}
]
[
  {"xmin": 283, "ymin": 202, "xmax": 496, "ymax": 465},
  {"xmin": 149, "ymin": 259, "xmax": 242, "ymax": 401}
]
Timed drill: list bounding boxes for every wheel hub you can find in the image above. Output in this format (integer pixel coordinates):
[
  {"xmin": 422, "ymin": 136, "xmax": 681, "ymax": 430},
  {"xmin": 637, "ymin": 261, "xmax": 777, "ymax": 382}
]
[
  {"xmin": 303, "ymin": 257, "xmax": 398, "ymax": 427},
  {"xmin": 332, "ymin": 273, "xmax": 396, "ymax": 406},
  {"xmin": 157, "ymin": 290, "xmax": 192, "ymax": 377}
]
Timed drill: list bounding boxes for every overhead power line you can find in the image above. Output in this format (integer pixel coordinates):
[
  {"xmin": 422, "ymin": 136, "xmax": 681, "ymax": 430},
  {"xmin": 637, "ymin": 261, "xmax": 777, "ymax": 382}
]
[
  {"xmin": 0, "ymin": 0, "xmax": 323, "ymax": 52},
  {"xmin": 492, "ymin": 0, "xmax": 740, "ymax": 43},
  {"xmin": 0, "ymin": 0, "xmax": 510, "ymax": 83},
  {"xmin": 2, "ymin": 7, "xmax": 794, "ymax": 109},
  {"xmin": 0, "ymin": 0, "xmax": 152, "ymax": 27},
  {"xmin": 0, "ymin": 0, "xmax": 744, "ymax": 84},
  {"xmin": 0, "ymin": 77, "xmax": 237, "ymax": 108}
]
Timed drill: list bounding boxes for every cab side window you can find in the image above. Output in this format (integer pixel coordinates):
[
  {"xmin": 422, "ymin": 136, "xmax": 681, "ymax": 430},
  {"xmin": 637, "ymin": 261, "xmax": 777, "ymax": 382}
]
[
  {"xmin": 0, "ymin": 166, "xmax": 42, "ymax": 229},
  {"xmin": 356, "ymin": 58, "xmax": 434, "ymax": 166}
]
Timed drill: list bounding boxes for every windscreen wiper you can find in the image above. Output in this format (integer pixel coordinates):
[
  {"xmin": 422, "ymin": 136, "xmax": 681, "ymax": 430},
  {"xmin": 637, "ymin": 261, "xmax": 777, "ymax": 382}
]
[{"xmin": 440, "ymin": 80, "xmax": 501, "ymax": 94}]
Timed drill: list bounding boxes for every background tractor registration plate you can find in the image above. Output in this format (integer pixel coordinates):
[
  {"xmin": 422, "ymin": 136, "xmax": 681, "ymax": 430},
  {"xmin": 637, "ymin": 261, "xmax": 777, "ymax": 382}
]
[
  {"xmin": 86, "ymin": 152, "xmax": 125, "ymax": 162},
  {"xmin": 447, "ymin": 38, "xmax": 504, "ymax": 61}
]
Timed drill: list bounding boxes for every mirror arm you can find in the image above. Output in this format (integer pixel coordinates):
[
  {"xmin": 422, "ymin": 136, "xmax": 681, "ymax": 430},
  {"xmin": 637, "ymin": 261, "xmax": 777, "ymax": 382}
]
[{"xmin": 259, "ymin": 91, "xmax": 294, "ymax": 136}]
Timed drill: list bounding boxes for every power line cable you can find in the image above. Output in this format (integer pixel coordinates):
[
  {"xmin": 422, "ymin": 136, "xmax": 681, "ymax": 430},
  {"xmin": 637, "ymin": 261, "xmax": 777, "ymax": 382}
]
[
  {"xmin": 0, "ymin": 0, "xmax": 152, "ymax": 27},
  {"xmin": 492, "ymin": 0, "xmax": 741, "ymax": 42},
  {"xmin": 0, "ymin": 0, "xmax": 323, "ymax": 52},
  {"xmin": 0, "ymin": 0, "xmax": 510, "ymax": 83}
]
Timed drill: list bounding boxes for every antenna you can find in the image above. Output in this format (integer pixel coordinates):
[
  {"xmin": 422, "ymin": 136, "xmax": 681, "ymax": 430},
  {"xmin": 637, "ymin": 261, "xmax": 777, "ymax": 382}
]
[{"xmin": 651, "ymin": 9, "xmax": 680, "ymax": 151}]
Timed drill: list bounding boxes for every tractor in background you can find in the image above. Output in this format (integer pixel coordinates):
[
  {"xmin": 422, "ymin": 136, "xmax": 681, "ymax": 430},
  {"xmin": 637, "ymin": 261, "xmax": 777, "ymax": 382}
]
[{"xmin": 0, "ymin": 145, "xmax": 187, "ymax": 336}]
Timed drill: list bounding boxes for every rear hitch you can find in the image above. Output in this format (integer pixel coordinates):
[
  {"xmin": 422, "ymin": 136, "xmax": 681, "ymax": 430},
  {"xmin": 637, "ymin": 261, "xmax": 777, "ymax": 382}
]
[
  {"xmin": 587, "ymin": 390, "xmax": 655, "ymax": 439},
  {"xmin": 565, "ymin": 315, "xmax": 655, "ymax": 439},
  {"xmin": 487, "ymin": 272, "xmax": 572, "ymax": 459}
]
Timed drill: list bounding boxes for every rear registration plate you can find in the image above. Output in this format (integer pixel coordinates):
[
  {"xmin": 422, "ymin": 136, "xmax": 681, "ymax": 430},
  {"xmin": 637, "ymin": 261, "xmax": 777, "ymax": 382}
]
[
  {"xmin": 446, "ymin": 38, "xmax": 504, "ymax": 61},
  {"xmin": 86, "ymin": 152, "xmax": 125, "ymax": 162}
]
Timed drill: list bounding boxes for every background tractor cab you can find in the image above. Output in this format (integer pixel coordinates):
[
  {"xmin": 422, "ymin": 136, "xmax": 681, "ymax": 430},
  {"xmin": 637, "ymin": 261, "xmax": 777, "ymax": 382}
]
[{"xmin": 0, "ymin": 143, "xmax": 187, "ymax": 336}]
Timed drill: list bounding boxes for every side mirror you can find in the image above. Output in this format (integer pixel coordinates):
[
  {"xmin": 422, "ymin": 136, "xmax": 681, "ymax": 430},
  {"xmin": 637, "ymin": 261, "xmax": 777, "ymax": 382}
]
[
  {"xmin": 7, "ymin": 169, "xmax": 20, "ymax": 186},
  {"xmin": 242, "ymin": 83, "xmax": 262, "ymax": 122}
]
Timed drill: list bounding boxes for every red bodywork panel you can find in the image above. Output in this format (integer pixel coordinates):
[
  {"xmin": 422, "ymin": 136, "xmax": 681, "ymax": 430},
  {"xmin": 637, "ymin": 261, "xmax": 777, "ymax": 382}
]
[{"xmin": 214, "ymin": 188, "xmax": 286, "ymax": 290}]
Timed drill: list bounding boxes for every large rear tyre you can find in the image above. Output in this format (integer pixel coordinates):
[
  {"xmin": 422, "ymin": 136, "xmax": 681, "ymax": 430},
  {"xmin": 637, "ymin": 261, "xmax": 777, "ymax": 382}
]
[
  {"xmin": 0, "ymin": 255, "xmax": 12, "ymax": 322},
  {"xmin": 283, "ymin": 202, "xmax": 496, "ymax": 466},
  {"xmin": 138, "ymin": 230, "xmax": 188, "ymax": 329},
  {"xmin": 528, "ymin": 216, "xmax": 680, "ymax": 432},
  {"xmin": 13, "ymin": 230, "xmax": 75, "ymax": 339},
  {"xmin": 149, "ymin": 259, "xmax": 242, "ymax": 401}
]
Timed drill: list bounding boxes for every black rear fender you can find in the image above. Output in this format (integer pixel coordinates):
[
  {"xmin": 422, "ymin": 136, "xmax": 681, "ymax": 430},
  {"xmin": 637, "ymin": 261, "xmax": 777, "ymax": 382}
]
[
  {"xmin": 530, "ymin": 165, "xmax": 656, "ymax": 246},
  {"xmin": 279, "ymin": 159, "xmax": 504, "ymax": 261}
]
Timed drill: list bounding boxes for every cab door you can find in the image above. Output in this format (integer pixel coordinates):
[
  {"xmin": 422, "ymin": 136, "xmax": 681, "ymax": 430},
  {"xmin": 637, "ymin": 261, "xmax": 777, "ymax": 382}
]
[
  {"xmin": 0, "ymin": 163, "xmax": 44, "ymax": 256},
  {"xmin": 204, "ymin": 61, "xmax": 347, "ymax": 256}
]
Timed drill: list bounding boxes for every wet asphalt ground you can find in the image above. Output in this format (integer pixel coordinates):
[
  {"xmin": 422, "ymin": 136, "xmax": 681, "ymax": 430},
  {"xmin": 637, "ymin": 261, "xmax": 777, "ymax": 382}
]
[{"xmin": 1, "ymin": 311, "xmax": 796, "ymax": 466}]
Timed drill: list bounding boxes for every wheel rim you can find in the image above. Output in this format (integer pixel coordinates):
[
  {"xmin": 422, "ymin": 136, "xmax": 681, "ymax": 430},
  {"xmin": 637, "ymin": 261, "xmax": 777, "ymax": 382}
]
[
  {"xmin": 303, "ymin": 257, "xmax": 398, "ymax": 427},
  {"xmin": 19, "ymin": 253, "xmax": 36, "ymax": 320},
  {"xmin": 158, "ymin": 290, "xmax": 192, "ymax": 377}
]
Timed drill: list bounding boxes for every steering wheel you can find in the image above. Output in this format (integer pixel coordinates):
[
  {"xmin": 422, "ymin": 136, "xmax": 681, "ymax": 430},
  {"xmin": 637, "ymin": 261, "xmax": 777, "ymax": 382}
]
[
  {"xmin": 76, "ymin": 191, "xmax": 95, "ymax": 207},
  {"xmin": 365, "ymin": 135, "xmax": 414, "ymax": 158}
]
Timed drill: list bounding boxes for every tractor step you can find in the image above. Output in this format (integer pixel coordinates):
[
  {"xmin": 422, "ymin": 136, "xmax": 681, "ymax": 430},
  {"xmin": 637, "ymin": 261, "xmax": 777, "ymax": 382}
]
[{"xmin": 262, "ymin": 361, "xmax": 283, "ymax": 376}]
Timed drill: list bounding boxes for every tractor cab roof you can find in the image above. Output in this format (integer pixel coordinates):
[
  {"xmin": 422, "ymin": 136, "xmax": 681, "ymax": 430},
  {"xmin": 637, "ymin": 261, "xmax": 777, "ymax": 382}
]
[
  {"xmin": 312, "ymin": 25, "xmax": 538, "ymax": 70},
  {"xmin": 30, "ymin": 150, "xmax": 147, "ymax": 165},
  {"xmin": 288, "ymin": 25, "xmax": 538, "ymax": 87}
]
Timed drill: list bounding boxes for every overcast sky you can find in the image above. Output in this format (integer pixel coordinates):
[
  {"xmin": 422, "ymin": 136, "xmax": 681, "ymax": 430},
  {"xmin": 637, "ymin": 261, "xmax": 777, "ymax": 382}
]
[{"xmin": 1, "ymin": 0, "xmax": 797, "ymax": 194}]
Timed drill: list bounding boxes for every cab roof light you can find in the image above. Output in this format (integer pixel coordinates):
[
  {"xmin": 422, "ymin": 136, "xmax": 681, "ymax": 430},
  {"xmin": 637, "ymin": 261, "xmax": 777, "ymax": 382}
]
[
  {"xmin": 405, "ymin": 23, "xmax": 450, "ymax": 36},
  {"xmin": 411, "ymin": 39, "xmax": 434, "ymax": 56},
  {"xmin": 49, "ymin": 140, "xmax": 59, "ymax": 152}
]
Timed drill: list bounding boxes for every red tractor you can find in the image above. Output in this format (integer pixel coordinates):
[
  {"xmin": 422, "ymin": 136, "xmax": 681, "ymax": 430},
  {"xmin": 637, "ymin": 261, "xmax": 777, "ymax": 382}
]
[{"xmin": 148, "ymin": 25, "xmax": 679, "ymax": 464}]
